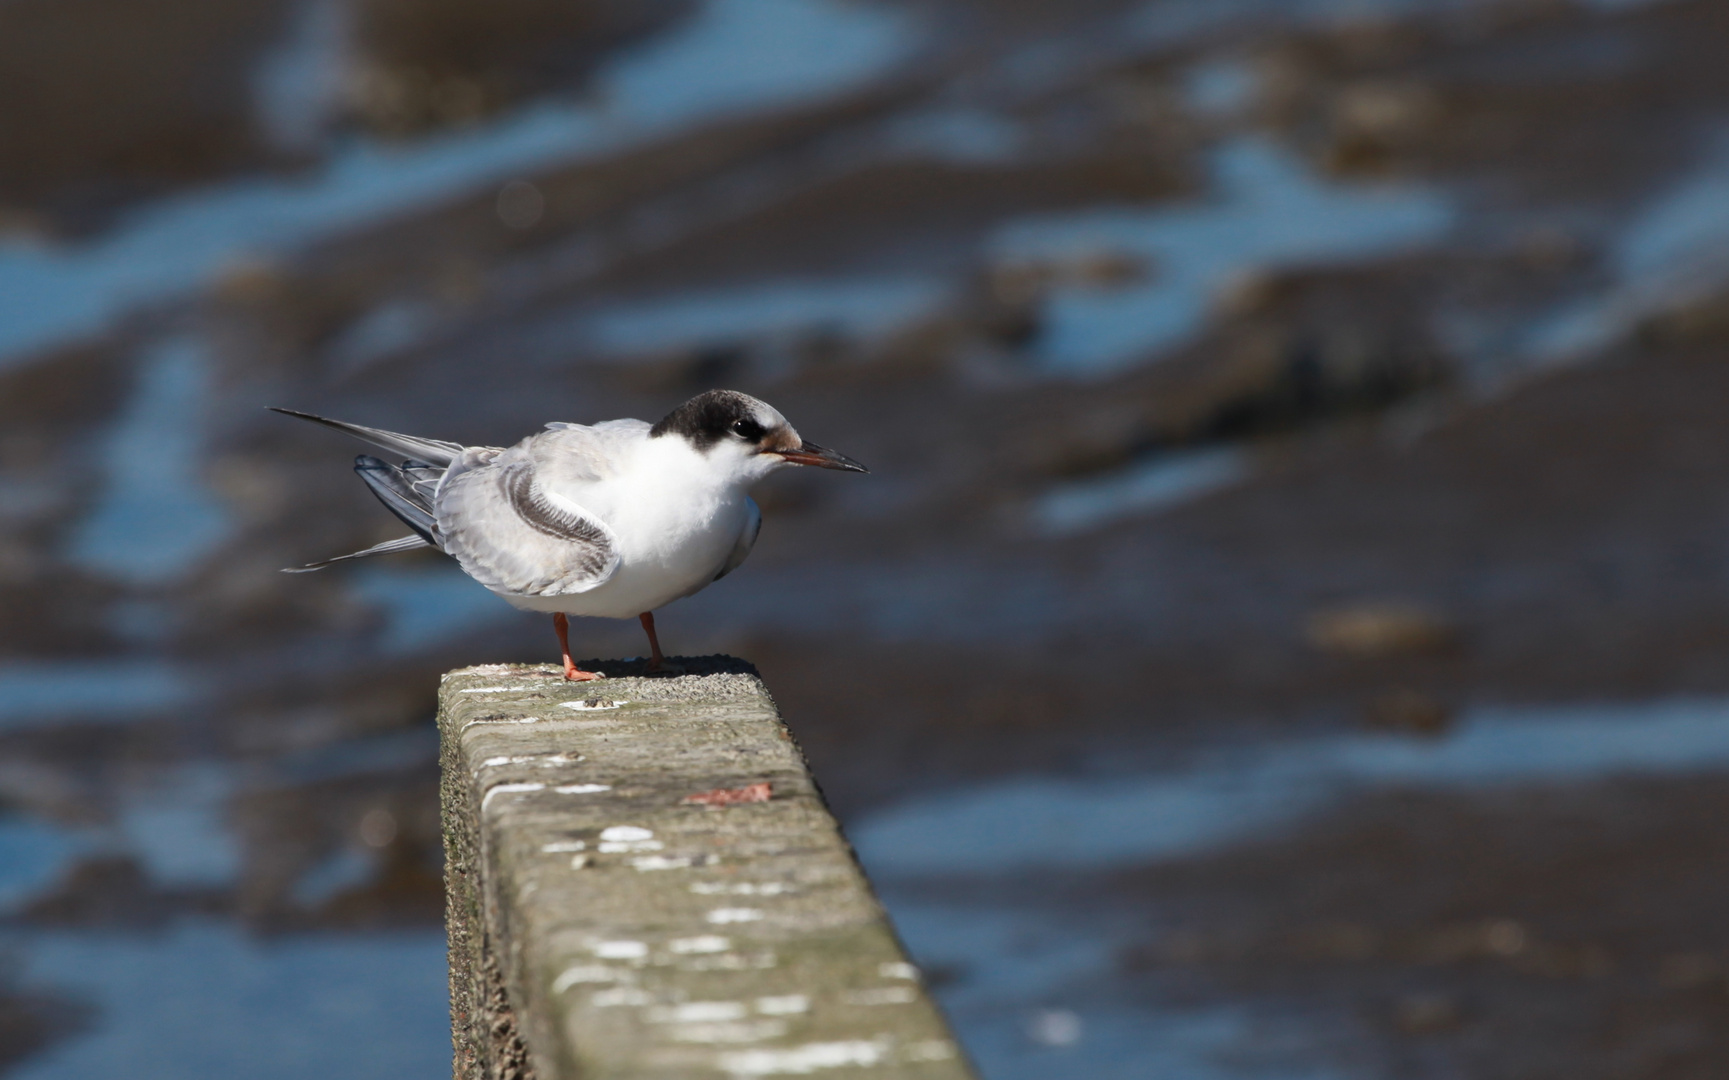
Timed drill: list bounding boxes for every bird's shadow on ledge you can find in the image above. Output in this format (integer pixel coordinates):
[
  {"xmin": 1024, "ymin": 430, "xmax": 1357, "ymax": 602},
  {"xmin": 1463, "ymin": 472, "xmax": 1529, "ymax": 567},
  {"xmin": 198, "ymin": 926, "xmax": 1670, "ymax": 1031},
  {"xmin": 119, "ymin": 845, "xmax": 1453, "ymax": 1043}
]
[{"xmin": 570, "ymin": 654, "xmax": 761, "ymax": 679}]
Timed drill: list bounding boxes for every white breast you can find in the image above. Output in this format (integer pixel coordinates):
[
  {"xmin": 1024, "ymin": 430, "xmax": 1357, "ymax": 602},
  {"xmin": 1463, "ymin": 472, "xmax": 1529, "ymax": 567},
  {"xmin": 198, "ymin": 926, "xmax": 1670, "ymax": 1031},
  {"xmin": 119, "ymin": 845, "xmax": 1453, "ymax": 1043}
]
[{"xmin": 503, "ymin": 435, "xmax": 750, "ymax": 618}]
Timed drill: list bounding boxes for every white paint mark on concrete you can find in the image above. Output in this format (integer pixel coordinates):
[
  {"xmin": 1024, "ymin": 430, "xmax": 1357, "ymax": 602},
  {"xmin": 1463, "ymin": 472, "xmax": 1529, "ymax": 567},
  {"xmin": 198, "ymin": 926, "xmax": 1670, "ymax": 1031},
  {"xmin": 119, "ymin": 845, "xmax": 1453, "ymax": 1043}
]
[
  {"xmin": 900, "ymin": 1039, "xmax": 957, "ymax": 1062},
  {"xmin": 592, "ymin": 940, "xmax": 649, "ymax": 960},
  {"xmin": 600, "ymin": 825, "xmax": 653, "ymax": 841},
  {"xmin": 633, "ymin": 855, "xmax": 697, "ymax": 871},
  {"xmin": 756, "ymin": 995, "xmax": 809, "ymax": 1015},
  {"xmin": 592, "ymin": 987, "xmax": 655, "ymax": 1007},
  {"xmin": 842, "ymin": 987, "xmax": 918, "ymax": 1006},
  {"xmin": 598, "ymin": 825, "xmax": 661, "ymax": 853},
  {"xmin": 718, "ymin": 1039, "xmax": 891, "ymax": 1076},
  {"xmin": 691, "ymin": 881, "xmax": 795, "ymax": 896},
  {"xmin": 673, "ymin": 1020, "xmax": 790, "ymax": 1043},
  {"xmin": 552, "ymin": 965, "xmax": 621, "ymax": 992},
  {"xmin": 555, "ymin": 784, "xmax": 614, "ymax": 795},
  {"xmin": 481, "ymin": 753, "xmax": 584, "ymax": 770},
  {"xmin": 651, "ymin": 1001, "xmax": 748, "ymax": 1023},
  {"xmin": 707, "ymin": 908, "xmax": 765, "ymax": 924},
  {"xmin": 561, "ymin": 699, "xmax": 623, "ymax": 711},
  {"xmin": 670, "ymin": 935, "xmax": 733, "ymax": 954},
  {"xmin": 878, "ymin": 962, "xmax": 919, "ymax": 981},
  {"xmin": 600, "ymin": 839, "xmax": 664, "ymax": 853},
  {"xmin": 453, "ymin": 664, "xmax": 530, "ymax": 677},
  {"xmin": 480, "ymin": 782, "xmax": 544, "ymax": 811}
]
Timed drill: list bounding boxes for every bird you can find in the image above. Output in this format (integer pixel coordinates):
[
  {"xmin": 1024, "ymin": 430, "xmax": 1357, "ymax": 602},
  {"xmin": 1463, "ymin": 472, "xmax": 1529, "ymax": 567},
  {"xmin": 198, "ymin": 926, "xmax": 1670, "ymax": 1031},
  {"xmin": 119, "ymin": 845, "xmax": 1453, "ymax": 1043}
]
[{"xmin": 271, "ymin": 390, "xmax": 867, "ymax": 680}]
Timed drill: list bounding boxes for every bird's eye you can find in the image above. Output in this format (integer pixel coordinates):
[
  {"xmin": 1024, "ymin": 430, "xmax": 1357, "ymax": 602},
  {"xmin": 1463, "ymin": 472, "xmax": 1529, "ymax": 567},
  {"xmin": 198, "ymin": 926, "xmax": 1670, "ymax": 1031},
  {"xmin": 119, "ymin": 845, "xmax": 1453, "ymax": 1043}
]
[{"xmin": 731, "ymin": 419, "xmax": 764, "ymax": 440}]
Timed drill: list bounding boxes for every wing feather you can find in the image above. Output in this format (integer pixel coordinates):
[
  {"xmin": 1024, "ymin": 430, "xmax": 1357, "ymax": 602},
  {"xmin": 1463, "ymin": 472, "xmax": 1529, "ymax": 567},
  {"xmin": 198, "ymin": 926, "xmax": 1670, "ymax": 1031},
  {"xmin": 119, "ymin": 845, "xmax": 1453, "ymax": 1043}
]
[
  {"xmin": 354, "ymin": 455, "xmax": 441, "ymax": 543},
  {"xmin": 434, "ymin": 451, "xmax": 619, "ymax": 596},
  {"xmin": 269, "ymin": 408, "xmax": 468, "ymax": 467}
]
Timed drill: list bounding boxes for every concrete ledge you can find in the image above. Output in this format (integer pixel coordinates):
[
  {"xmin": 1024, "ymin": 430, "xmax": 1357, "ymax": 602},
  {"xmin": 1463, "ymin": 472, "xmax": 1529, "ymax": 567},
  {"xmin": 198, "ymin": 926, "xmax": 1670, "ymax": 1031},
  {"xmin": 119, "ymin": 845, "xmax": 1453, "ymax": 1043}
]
[{"xmin": 438, "ymin": 658, "xmax": 974, "ymax": 1080}]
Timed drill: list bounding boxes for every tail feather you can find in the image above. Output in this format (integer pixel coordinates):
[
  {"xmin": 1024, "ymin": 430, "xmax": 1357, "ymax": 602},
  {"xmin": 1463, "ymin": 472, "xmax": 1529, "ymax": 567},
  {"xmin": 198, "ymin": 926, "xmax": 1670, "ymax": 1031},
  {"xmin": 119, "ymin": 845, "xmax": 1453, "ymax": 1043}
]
[
  {"xmin": 281, "ymin": 534, "xmax": 430, "ymax": 573},
  {"xmin": 355, "ymin": 455, "xmax": 440, "ymax": 543},
  {"xmin": 269, "ymin": 407, "xmax": 466, "ymax": 467}
]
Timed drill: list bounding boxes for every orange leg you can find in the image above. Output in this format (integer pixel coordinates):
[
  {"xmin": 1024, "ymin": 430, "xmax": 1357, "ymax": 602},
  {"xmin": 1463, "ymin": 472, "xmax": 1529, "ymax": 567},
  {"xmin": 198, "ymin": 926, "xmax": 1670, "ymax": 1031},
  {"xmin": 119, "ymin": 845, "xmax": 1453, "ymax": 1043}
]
[
  {"xmin": 553, "ymin": 613, "xmax": 603, "ymax": 681},
  {"xmin": 639, "ymin": 612, "xmax": 667, "ymax": 672}
]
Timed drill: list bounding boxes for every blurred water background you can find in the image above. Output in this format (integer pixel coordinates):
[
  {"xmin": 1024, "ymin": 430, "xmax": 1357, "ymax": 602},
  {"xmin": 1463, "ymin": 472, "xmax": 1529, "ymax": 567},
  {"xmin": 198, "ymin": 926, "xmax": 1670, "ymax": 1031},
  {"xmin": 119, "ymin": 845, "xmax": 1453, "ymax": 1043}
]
[{"xmin": 5, "ymin": 0, "xmax": 1729, "ymax": 1075}]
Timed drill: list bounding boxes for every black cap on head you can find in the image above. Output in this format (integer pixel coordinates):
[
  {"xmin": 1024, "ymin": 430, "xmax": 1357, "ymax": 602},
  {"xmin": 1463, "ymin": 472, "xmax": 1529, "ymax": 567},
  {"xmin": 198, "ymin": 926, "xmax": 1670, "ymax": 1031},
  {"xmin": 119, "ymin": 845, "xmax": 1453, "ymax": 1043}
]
[
  {"xmin": 649, "ymin": 388, "xmax": 868, "ymax": 472},
  {"xmin": 649, "ymin": 389, "xmax": 774, "ymax": 451}
]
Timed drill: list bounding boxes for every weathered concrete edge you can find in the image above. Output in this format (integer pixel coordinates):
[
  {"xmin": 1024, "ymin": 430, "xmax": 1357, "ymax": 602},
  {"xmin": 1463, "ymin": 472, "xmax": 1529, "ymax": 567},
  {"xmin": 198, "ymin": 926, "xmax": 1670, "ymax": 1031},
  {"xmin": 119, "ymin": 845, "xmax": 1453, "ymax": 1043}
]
[
  {"xmin": 440, "ymin": 671, "xmax": 531, "ymax": 1080},
  {"xmin": 438, "ymin": 658, "xmax": 978, "ymax": 1080}
]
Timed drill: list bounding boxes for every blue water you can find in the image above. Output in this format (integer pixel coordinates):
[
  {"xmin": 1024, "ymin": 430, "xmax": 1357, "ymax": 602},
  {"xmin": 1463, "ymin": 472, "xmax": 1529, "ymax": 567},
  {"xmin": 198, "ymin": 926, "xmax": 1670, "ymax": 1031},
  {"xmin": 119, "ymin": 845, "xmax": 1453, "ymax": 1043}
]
[
  {"xmin": 66, "ymin": 339, "xmax": 233, "ymax": 585},
  {"xmin": 348, "ymin": 563, "xmax": 518, "ymax": 653},
  {"xmin": 0, "ymin": 744, "xmax": 445, "ymax": 1080},
  {"xmin": 853, "ymin": 695, "xmax": 1729, "ymax": 1076},
  {"xmin": 251, "ymin": 0, "xmax": 350, "ymax": 152},
  {"xmin": 1519, "ymin": 132, "xmax": 1729, "ymax": 371},
  {"xmin": 1034, "ymin": 447, "xmax": 1250, "ymax": 534},
  {"xmin": 9, "ymin": 924, "xmax": 450, "ymax": 1080},
  {"xmin": 0, "ymin": 0, "xmax": 923, "ymax": 366},
  {"xmin": 586, "ymin": 275, "xmax": 948, "ymax": 357},
  {"xmin": 855, "ymin": 696, "xmax": 1729, "ymax": 876},
  {"xmin": 879, "ymin": 108, "xmax": 1026, "ymax": 165},
  {"xmin": 0, "ymin": 660, "xmax": 198, "ymax": 729},
  {"xmin": 883, "ymin": 895, "xmax": 1345, "ymax": 1080},
  {"xmin": 117, "ymin": 764, "xmax": 241, "ymax": 889},
  {"xmin": 991, "ymin": 138, "xmax": 1454, "ymax": 375},
  {"xmin": 0, "ymin": 821, "xmax": 92, "ymax": 912}
]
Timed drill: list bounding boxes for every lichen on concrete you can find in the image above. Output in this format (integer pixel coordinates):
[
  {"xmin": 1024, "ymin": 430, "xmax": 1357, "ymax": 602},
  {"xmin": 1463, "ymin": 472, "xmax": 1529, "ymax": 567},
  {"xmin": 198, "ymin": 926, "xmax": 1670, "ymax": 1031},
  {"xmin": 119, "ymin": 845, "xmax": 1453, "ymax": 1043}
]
[{"xmin": 438, "ymin": 658, "xmax": 975, "ymax": 1080}]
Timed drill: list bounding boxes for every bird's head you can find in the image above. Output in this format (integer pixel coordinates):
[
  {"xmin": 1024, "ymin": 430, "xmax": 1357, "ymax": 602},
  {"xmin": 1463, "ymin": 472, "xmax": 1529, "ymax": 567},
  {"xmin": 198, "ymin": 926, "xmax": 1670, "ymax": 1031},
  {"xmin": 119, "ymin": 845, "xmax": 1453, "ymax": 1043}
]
[{"xmin": 649, "ymin": 389, "xmax": 869, "ymax": 483}]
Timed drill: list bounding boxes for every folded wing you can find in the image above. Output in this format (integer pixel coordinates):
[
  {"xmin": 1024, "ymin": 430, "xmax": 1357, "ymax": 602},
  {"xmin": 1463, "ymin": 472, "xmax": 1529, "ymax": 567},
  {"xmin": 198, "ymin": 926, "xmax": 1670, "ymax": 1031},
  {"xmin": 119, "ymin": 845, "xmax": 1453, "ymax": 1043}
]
[{"xmin": 435, "ymin": 447, "xmax": 620, "ymax": 596}]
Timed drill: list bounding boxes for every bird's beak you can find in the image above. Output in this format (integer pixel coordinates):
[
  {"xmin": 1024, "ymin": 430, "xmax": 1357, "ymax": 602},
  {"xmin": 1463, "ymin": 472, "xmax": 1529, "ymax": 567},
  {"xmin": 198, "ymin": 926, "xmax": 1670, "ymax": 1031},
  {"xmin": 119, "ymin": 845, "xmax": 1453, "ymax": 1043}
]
[{"xmin": 771, "ymin": 441, "xmax": 869, "ymax": 473}]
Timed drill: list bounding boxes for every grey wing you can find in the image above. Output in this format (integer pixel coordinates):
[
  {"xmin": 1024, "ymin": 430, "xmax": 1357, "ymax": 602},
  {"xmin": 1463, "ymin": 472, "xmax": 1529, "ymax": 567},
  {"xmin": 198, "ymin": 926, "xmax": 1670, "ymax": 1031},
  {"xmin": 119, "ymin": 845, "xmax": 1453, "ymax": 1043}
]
[
  {"xmin": 530, "ymin": 419, "xmax": 648, "ymax": 487},
  {"xmin": 434, "ymin": 448, "xmax": 620, "ymax": 596},
  {"xmin": 714, "ymin": 497, "xmax": 761, "ymax": 581}
]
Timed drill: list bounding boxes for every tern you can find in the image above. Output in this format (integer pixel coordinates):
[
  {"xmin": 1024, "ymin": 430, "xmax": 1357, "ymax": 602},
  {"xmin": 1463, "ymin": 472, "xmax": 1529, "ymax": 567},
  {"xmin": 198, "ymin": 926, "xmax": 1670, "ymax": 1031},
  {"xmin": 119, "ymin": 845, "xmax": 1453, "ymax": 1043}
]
[{"xmin": 272, "ymin": 390, "xmax": 867, "ymax": 680}]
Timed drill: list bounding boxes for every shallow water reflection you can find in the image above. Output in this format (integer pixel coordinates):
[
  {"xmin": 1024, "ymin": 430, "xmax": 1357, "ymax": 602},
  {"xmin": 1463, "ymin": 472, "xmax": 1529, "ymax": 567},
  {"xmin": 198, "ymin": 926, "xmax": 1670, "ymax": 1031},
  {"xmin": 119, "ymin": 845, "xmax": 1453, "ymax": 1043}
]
[
  {"xmin": 857, "ymin": 696, "xmax": 1729, "ymax": 1075},
  {"xmin": 9, "ymin": 924, "xmax": 448, "ymax": 1080}
]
